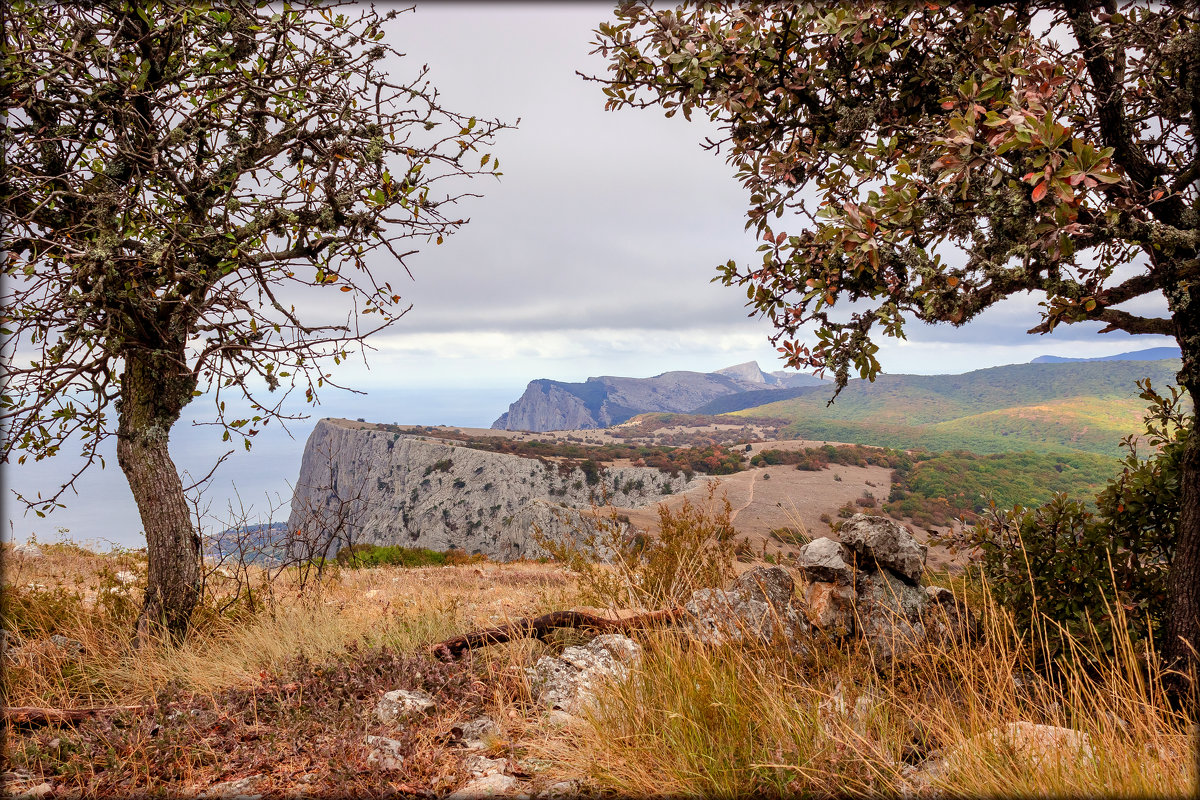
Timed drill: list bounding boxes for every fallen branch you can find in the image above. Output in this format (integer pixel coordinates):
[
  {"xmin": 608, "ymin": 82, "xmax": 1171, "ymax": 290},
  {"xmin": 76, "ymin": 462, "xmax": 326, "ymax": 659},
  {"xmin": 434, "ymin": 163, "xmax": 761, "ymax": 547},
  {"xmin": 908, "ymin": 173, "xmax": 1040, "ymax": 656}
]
[
  {"xmin": 3, "ymin": 705, "xmax": 151, "ymax": 727},
  {"xmin": 432, "ymin": 607, "xmax": 686, "ymax": 661}
]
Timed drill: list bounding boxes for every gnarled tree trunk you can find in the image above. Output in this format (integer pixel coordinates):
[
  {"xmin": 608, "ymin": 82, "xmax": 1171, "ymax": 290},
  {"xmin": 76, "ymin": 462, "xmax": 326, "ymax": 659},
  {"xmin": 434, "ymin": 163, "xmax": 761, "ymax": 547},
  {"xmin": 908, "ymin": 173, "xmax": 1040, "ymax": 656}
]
[
  {"xmin": 1165, "ymin": 278, "xmax": 1200, "ymax": 705},
  {"xmin": 116, "ymin": 348, "xmax": 200, "ymax": 642}
]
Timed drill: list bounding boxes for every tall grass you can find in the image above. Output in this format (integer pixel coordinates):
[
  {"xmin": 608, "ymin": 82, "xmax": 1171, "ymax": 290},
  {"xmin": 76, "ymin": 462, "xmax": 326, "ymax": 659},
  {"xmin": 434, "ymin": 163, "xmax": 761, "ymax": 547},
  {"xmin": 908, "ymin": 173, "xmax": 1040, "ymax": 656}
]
[{"xmin": 529, "ymin": 576, "xmax": 1195, "ymax": 798}]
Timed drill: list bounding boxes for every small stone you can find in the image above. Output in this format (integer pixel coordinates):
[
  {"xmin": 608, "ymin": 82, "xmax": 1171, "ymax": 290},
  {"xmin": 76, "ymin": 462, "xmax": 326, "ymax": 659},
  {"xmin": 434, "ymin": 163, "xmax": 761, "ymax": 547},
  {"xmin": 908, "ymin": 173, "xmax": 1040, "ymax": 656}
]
[
  {"xmin": 199, "ymin": 774, "xmax": 266, "ymax": 799},
  {"xmin": 14, "ymin": 783, "xmax": 53, "ymax": 800},
  {"xmin": 463, "ymin": 754, "xmax": 507, "ymax": 778},
  {"xmin": 48, "ymin": 634, "xmax": 84, "ymax": 655},
  {"xmin": 452, "ymin": 716, "xmax": 501, "ymax": 750},
  {"xmin": 448, "ymin": 772, "xmax": 524, "ymax": 800},
  {"xmin": 376, "ymin": 688, "xmax": 436, "ymax": 724},
  {"xmin": 114, "ymin": 570, "xmax": 138, "ymax": 585},
  {"xmin": 14, "ymin": 543, "xmax": 42, "ymax": 558},
  {"xmin": 924, "ymin": 585, "xmax": 954, "ymax": 605},
  {"xmin": 363, "ymin": 589, "xmax": 380, "ymax": 599},
  {"xmin": 365, "ymin": 735, "xmax": 405, "ymax": 771},
  {"xmin": 538, "ymin": 779, "xmax": 581, "ymax": 798}
]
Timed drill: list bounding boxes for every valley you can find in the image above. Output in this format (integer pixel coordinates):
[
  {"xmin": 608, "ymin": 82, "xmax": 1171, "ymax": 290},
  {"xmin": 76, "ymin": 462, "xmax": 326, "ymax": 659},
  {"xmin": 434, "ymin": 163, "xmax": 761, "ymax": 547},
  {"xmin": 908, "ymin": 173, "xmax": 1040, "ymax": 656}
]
[{"xmin": 286, "ymin": 353, "xmax": 1177, "ymax": 574}]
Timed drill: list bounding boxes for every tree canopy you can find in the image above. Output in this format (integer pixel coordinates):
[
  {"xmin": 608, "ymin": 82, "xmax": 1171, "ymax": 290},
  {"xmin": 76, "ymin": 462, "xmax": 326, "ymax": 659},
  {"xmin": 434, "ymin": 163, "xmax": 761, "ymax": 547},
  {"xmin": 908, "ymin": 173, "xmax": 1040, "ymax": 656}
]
[
  {"xmin": 1, "ymin": 0, "xmax": 509, "ymax": 634},
  {"xmin": 594, "ymin": 1, "xmax": 1195, "ymax": 389}
]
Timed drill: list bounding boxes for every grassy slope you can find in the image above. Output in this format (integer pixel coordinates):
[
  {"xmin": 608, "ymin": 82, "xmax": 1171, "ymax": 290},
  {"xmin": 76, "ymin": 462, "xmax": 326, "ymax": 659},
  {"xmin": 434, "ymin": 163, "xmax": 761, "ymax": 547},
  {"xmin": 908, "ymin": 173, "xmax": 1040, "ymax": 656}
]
[{"xmin": 730, "ymin": 358, "xmax": 1180, "ymax": 457}]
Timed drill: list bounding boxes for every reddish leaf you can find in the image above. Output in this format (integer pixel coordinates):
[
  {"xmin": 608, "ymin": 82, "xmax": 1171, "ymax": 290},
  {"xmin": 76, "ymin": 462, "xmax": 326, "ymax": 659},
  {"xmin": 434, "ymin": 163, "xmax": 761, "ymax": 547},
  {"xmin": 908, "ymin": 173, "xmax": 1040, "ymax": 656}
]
[{"xmin": 1031, "ymin": 181, "xmax": 1048, "ymax": 202}]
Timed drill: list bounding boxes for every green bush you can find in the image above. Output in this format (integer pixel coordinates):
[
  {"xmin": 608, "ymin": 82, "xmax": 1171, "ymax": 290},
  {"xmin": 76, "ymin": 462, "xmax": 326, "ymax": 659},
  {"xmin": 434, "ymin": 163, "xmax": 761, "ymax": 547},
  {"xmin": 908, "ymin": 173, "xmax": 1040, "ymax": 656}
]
[
  {"xmin": 963, "ymin": 380, "xmax": 1184, "ymax": 659},
  {"xmin": 335, "ymin": 543, "xmax": 448, "ymax": 569}
]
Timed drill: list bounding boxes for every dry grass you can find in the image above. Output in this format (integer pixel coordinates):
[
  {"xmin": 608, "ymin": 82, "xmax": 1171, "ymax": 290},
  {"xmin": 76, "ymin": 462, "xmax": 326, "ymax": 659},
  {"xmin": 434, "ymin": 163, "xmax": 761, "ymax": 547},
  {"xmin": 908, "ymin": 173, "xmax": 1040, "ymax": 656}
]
[
  {"xmin": 3, "ymin": 540, "xmax": 1196, "ymax": 798},
  {"xmin": 525, "ymin": 584, "xmax": 1195, "ymax": 798}
]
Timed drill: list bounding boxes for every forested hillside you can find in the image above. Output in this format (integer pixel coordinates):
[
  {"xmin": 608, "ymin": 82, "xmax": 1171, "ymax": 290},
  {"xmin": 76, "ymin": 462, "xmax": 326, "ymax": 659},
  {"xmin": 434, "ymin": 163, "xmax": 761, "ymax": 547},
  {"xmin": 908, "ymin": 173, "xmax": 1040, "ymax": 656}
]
[{"xmin": 731, "ymin": 358, "xmax": 1181, "ymax": 456}]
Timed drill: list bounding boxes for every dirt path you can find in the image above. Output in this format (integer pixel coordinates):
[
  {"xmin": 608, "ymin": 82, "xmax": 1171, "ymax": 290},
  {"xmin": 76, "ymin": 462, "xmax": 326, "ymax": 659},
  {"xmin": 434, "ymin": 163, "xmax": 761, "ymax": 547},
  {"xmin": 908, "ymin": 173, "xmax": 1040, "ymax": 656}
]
[{"xmin": 729, "ymin": 471, "xmax": 757, "ymax": 525}]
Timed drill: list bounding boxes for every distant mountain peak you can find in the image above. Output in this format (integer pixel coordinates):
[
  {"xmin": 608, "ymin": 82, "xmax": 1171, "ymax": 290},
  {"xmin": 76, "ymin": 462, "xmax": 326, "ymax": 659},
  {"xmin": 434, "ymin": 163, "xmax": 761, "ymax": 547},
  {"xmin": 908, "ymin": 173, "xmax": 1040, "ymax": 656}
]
[
  {"xmin": 714, "ymin": 361, "xmax": 767, "ymax": 384},
  {"xmin": 1030, "ymin": 345, "xmax": 1181, "ymax": 364}
]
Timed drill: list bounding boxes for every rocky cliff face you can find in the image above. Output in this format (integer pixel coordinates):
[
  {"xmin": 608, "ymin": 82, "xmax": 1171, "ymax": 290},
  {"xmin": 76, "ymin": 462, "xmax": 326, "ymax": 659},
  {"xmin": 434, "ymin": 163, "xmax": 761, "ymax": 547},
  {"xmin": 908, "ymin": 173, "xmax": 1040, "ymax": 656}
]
[
  {"xmin": 287, "ymin": 419, "xmax": 699, "ymax": 560},
  {"xmin": 492, "ymin": 362, "xmax": 824, "ymax": 432}
]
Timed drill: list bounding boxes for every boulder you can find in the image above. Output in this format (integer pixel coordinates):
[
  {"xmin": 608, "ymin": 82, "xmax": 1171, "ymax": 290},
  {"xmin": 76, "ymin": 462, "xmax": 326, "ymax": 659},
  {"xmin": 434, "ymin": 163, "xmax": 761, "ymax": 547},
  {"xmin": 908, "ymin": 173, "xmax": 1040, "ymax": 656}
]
[
  {"xmin": 376, "ymin": 688, "xmax": 436, "ymax": 724},
  {"xmin": 682, "ymin": 566, "xmax": 809, "ymax": 649},
  {"xmin": 839, "ymin": 515, "xmax": 927, "ymax": 584},
  {"xmin": 803, "ymin": 580, "xmax": 856, "ymax": 636},
  {"xmin": 854, "ymin": 569, "xmax": 928, "ymax": 659},
  {"xmin": 797, "ymin": 537, "xmax": 854, "ymax": 585},
  {"xmin": 527, "ymin": 634, "xmax": 641, "ymax": 716}
]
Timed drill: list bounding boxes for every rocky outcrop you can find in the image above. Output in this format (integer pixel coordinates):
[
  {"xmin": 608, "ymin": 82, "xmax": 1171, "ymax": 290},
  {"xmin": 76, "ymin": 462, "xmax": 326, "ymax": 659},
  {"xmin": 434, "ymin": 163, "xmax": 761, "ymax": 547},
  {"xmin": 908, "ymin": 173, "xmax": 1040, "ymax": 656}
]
[
  {"xmin": 795, "ymin": 515, "xmax": 971, "ymax": 657},
  {"xmin": 287, "ymin": 419, "xmax": 698, "ymax": 560},
  {"xmin": 492, "ymin": 362, "xmax": 822, "ymax": 431},
  {"xmin": 682, "ymin": 566, "xmax": 809, "ymax": 650}
]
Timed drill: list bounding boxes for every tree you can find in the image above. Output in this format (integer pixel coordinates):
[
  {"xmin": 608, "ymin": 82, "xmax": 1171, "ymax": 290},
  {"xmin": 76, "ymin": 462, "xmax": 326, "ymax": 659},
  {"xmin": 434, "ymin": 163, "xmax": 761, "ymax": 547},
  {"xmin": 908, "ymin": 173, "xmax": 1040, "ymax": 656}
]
[
  {"xmin": 1, "ymin": 0, "xmax": 509, "ymax": 639},
  {"xmin": 593, "ymin": 1, "xmax": 1199, "ymax": 687}
]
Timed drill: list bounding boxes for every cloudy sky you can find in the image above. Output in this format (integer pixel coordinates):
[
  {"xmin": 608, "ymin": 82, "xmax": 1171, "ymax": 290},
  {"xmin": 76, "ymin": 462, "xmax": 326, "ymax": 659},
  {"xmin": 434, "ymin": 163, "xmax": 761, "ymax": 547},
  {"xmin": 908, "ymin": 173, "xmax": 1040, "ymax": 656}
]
[{"xmin": 5, "ymin": 2, "xmax": 1175, "ymax": 548}]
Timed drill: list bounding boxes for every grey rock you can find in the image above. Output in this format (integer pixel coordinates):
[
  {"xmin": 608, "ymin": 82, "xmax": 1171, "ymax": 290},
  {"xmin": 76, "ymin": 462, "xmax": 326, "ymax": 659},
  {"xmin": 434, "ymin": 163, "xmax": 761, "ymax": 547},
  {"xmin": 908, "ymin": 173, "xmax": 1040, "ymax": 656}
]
[
  {"xmin": 839, "ymin": 515, "xmax": 928, "ymax": 584},
  {"xmin": 527, "ymin": 634, "xmax": 641, "ymax": 715},
  {"xmin": 683, "ymin": 566, "xmax": 810, "ymax": 649},
  {"xmin": 11, "ymin": 783, "xmax": 53, "ymax": 800},
  {"xmin": 376, "ymin": 688, "xmax": 436, "ymax": 724},
  {"xmin": 48, "ymin": 634, "xmax": 84, "ymax": 655},
  {"xmin": 538, "ymin": 780, "xmax": 581, "ymax": 798},
  {"xmin": 287, "ymin": 419, "xmax": 698, "ymax": 560},
  {"xmin": 199, "ymin": 774, "xmax": 266, "ymax": 799},
  {"xmin": 924, "ymin": 585, "xmax": 954, "ymax": 605},
  {"xmin": 365, "ymin": 735, "xmax": 405, "ymax": 771},
  {"xmin": 452, "ymin": 716, "xmax": 501, "ymax": 750},
  {"xmin": 944, "ymin": 722, "xmax": 1095, "ymax": 772},
  {"xmin": 1, "ymin": 628, "xmax": 24, "ymax": 656},
  {"xmin": 463, "ymin": 754, "xmax": 508, "ymax": 778},
  {"xmin": 854, "ymin": 569, "xmax": 928, "ymax": 659},
  {"xmin": 448, "ymin": 773, "xmax": 525, "ymax": 800},
  {"xmin": 797, "ymin": 537, "xmax": 854, "ymax": 585},
  {"xmin": 13, "ymin": 543, "xmax": 42, "ymax": 558}
]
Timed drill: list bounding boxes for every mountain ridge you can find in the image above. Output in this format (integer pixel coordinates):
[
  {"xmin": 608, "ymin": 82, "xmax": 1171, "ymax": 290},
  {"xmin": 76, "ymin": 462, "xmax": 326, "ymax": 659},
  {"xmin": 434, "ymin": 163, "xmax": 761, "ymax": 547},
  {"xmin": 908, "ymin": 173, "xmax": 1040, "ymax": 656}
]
[{"xmin": 492, "ymin": 361, "xmax": 825, "ymax": 432}]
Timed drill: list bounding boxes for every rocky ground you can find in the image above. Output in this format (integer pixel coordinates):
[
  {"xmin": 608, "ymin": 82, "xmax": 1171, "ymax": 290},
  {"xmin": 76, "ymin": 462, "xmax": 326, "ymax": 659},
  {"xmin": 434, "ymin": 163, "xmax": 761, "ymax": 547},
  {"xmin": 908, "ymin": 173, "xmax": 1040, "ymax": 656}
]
[{"xmin": 3, "ymin": 518, "xmax": 1191, "ymax": 798}]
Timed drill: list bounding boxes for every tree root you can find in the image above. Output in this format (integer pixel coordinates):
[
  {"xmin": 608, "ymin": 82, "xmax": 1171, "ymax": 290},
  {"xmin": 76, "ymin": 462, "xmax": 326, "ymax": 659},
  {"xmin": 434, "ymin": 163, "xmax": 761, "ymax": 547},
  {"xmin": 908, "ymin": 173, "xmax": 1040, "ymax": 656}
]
[
  {"xmin": 3, "ymin": 705, "xmax": 152, "ymax": 728},
  {"xmin": 431, "ymin": 606, "xmax": 687, "ymax": 661}
]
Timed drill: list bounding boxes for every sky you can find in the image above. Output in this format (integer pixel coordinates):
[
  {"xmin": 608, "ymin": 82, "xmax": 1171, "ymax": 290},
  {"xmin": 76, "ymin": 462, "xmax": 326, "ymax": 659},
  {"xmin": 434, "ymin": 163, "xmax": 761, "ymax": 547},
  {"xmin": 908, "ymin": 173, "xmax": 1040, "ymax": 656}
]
[{"xmin": 4, "ymin": 2, "xmax": 1176, "ymax": 549}]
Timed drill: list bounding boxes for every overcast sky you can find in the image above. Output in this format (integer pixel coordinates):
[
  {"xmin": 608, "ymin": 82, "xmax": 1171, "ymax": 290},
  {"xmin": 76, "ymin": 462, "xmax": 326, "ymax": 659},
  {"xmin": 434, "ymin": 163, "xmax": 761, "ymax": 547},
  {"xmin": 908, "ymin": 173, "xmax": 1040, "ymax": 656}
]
[{"xmin": 5, "ymin": 2, "xmax": 1176, "ymax": 548}]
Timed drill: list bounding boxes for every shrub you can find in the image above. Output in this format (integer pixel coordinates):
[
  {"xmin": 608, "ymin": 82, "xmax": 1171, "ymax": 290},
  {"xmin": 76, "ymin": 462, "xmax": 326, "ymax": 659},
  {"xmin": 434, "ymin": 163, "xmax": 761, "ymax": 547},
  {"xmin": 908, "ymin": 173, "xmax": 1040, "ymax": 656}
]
[
  {"xmin": 331, "ymin": 543, "xmax": 479, "ymax": 569},
  {"xmin": 537, "ymin": 483, "xmax": 735, "ymax": 607},
  {"xmin": 959, "ymin": 380, "xmax": 1184, "ymax": 660}
]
